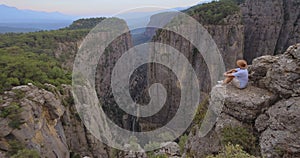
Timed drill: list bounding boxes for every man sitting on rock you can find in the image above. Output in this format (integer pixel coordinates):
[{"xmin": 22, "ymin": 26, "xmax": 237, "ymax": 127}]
[{"xmin": 218, "ymin": 60, "xmax": 249, "ymax": 89}]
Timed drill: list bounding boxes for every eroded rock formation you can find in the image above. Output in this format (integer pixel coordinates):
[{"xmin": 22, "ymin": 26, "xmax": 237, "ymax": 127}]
[
  {"xmin": 184, "ymin": 44, "xmax": 300, "ymax": 158},
  {"xmin": 0, "ymin": 84, "xmax": 109, "ymax": 158}
]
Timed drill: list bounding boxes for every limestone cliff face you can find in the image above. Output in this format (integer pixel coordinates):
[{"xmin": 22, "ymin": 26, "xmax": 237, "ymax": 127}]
[
  {"xmin": 0, "ymin": 84, "xmax": 109, "ymax": 158},
  {"xmin": 184, "ymin": 44, "xmax": 300, "ymax": 158},
  {"xmin": 142, "ymin": 12, "xmax": 245, "ymax": 130},
  {"xmin": 241, "ymin": 0, "xmax": 300, "ymax": 62},
  {"xmin": 95, "ymin": 31, "xmax": 135, "ymax": 129},
  {"xmin": 139, "ymin": 0, "xmax": 300, "ymax": 132}
]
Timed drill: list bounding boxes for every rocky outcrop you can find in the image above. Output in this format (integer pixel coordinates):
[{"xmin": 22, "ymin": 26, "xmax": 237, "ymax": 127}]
[
  {"xmin": 0, "ymin": 84, "xmax": 109, "ymax": 158},
  {"xmin": 249, "ymin": 43, "xmax": 300, "ymax": 98},
  {"xmin": 185, "ymin": 84, "xmax": 274, "ymax": 157},
  {"xmin": 0, "ymin": 84, "xmax": 69, "ymax": 158},
  {"xmin": 256, "ymin": 97, "xmax": 300, "ymax": 158},
  {"xmin": 222, "ymin": 85, "xmax": 277, "ymax": 122},
  {"xmin": 184, "ymin": 44, "xmax": 300, "ymax": 158}
]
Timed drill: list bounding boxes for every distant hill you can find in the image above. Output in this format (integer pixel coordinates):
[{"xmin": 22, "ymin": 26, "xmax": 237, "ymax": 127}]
[
  {"xmin": 0, "ymin": 4, "xmax": 75, "ymax": 33},
  {"xmin": 65, "ymin": 17, "xmax": 106, "ymax": 30}
]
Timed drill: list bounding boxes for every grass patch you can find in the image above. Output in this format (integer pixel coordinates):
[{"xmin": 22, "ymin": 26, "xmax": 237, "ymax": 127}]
[
  {"xmin": 220, "ymin": 126, "xmax": 258, "ymax": 155},
  {"xmin": 11, "ymin": 149, "xmax": 40, "ymax": 158},
  {"xmin": 206, "ymin": 143, "xmax": 255, "ymax": 158}
]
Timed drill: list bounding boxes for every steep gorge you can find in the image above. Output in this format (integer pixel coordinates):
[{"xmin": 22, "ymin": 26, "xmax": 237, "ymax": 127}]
[
  {"xmin": 0, "ymin": 0, "xmax": 300, "ymax": 157},
  {"xmin": 137, "ymin": 0, "xmax": 300, "ymax": 131}
]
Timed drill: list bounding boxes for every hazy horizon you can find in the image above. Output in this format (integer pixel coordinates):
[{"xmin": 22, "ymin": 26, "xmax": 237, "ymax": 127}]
[{"xmin": 0, "ymin": 0, "xmax": 212, "ymax": 17}]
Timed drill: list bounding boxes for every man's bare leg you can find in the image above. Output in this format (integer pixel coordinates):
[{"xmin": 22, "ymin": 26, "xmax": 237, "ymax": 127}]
[{"xmin": 223, "ymin": 76, "xmax": 235, "ymax": 84}]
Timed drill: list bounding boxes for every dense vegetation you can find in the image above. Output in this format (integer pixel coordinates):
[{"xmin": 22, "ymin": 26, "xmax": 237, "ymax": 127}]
[
  {"xmin": 0, "ymin": 49, "xmax": 71, "ymax": 92},
  {"xmin": 184, "ymin": 0, "xmax": 244, "ymax": 25},
  {"xmin": 0, "ymin": 29, "xmax": 88, "ymax": 58},
  {"xmin": 0, "ymin": 18, "xmax": 109, "ymax": 93}
]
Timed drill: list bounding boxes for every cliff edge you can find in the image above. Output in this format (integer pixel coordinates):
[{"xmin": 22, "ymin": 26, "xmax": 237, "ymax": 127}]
[{"xmin": 184, "ymin": 43, "xmax": 300, "ymax": 158}]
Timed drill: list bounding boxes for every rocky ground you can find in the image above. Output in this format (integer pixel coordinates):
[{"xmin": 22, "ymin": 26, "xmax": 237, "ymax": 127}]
[
  {"xmin": 0, "ymin": 84, "xmax": 109, "ymax": 158},
  {"xmin": 184, "ymin": 43, "xmax": 300, "ymax": 158}
]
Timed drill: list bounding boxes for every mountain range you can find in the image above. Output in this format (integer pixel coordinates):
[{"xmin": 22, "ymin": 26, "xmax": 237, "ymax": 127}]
[
  {"xmin": 0, "ymin": 4, "xmax": 75, "ymax": 32},
  {"xmin": 0, "ymin": 3, "xmax": 206, "ymax": 33}
]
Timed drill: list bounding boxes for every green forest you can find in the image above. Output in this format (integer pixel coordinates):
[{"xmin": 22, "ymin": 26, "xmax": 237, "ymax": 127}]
[
  {"xmin": 0, "ymin": 18, "xmax": 106, "ymax": 93},
  {"xmin": 185, "ymin": 0, "xmax": 244, "ymax": 24}
]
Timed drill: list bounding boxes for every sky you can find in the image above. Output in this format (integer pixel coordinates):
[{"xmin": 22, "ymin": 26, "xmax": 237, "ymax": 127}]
[{"xmin": 0, "ymin": 0, "xmax": 212, "ymax": 16}]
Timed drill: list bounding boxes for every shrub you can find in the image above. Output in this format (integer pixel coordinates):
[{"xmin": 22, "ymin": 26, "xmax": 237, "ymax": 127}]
[
  {"xmin": 8, "ymin": 140, "xmax": 24, "ymax": 156},
  {"xmin": 70, "ymin": 151, "xmax": 81, "ymax": 158},
  {"xmin": 0, "ymin": 102, "xmax": 24, "ymax": 129},
  {"xmin": 178, "ymin": 134, "xmax": 188, "ymax": 154},
  {"xmin": 11, "ymin": 149, "xmax": 40, "ymax": 158},
  {"xmin": 0, "ymin": 102, "xmax": 21, "ymax": 118},
  {"xmin": 206, "ymin": 143, "xmax": 256, "ymax": 158},
  {"xmin": 8, "ymin": 119, "xmax": 24, "ymax": 129},
  {"xmin": 221, "ymin": 126, "xmax": 258, "ymax": 155}
]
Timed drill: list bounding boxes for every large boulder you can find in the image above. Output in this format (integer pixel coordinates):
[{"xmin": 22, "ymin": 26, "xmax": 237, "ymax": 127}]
[
  {"xmin": 250, "ymin": 43, "xmax": 300, "ymax": 98},
  {"xmin": 255, "ymin": 97, "xmax": 300, "ymax": 158},
  {"xmin": 222, "ymin": 85, "xmax": 277, "ymax": 122}
]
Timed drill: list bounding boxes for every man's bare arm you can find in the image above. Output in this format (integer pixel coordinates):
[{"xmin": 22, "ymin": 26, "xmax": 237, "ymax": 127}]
[
  {"xmin": 224, "ymin": 73, "xmax": 235, "ymax": 77},
  {"xmin": 227, "ymin": 69, "xmax": 237, "ymax": 73}
]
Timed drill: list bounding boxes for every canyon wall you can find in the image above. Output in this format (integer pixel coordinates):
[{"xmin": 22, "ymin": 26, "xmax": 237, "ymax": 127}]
[{"xmin": 242, "ymin": 0, "xmax": 300, "ymax": 62}]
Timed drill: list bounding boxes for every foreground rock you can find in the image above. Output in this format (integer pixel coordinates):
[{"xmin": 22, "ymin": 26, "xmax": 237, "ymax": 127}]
[
  {"xmin": 185, "ymin": 84, "xmax": 274, "ymax": 157},
  {"xmin": 222, "ymin": 85, "xmax": 277, "ymax": 122},
  {"xmin": 0, "ymin": 84, "xmax": 109, "ymax": 158},
  {"xmin": 250, "ymin": 43, "xmax": 300, "ymax": 98},
  {"xmin": 184, "ymin": 43, "xmax": 300, "ymax": 158},
  {"xmin": 256, "ymin": 97, "xmax": 300, "ymax": 158}
]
